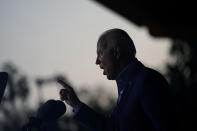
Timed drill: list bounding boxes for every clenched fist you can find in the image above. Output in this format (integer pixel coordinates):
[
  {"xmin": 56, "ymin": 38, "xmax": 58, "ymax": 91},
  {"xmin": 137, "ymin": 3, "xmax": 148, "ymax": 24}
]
[{"xmin": 58, "ymin": 80, "xmax": 81, "ymax": 108}]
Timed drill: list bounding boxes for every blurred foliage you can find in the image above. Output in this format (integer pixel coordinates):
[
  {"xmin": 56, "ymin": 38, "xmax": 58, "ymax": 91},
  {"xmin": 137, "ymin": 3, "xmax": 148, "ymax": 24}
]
[
  {"xmin": 0, "ymin": 62, "xmax": 115, "ymax": 131},
  {"xmin": 36, "ymin": 74, "xmax": 69, "ymax": 88},
  {"xmin": 166, "ymin": 40, "xmax": 197, "ymax": 131},
  {"xmin": 0, "ymin": 62, "xmax": 34, "ymax": 131},
  {"xmin": 35, "ymin": 74, "xmax": 70, "ymax": 104}
]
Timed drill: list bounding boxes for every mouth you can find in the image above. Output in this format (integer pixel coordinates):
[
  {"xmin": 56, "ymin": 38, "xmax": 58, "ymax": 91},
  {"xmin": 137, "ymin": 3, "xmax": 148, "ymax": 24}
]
[
  {"xmin": 100, "ymin": 65, "xmax": 104, "ymax": 69},
  {"xmin": 99, "ymin": 66, "xmax": 105, "ymax": 75}
]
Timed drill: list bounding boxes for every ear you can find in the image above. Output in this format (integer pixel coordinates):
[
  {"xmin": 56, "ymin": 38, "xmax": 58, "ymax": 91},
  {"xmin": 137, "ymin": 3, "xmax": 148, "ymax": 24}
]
[{"xmin": 113, "ymin": 46, "xmax": 121, "ymax": 59}]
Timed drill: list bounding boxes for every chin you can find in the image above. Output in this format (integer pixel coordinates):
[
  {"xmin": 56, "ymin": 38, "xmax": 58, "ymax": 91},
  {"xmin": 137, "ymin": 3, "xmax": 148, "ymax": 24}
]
[{"xmin": 107, "ymin": 75, "xmax": 115, "ymax": 80}]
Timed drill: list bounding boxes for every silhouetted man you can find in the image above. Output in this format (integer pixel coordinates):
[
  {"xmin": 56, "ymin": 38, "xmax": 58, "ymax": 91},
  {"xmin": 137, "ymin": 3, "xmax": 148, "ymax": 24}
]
[{"xmin": 58, "ymin": 29, "xmax": 177, "ymax": 131}]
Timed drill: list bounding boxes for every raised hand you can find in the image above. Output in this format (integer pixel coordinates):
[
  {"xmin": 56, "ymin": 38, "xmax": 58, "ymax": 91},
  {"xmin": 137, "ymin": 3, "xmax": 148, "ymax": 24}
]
[{"xmin": 58, "ymin": 80, "xmax": 81, "ymax": 108}]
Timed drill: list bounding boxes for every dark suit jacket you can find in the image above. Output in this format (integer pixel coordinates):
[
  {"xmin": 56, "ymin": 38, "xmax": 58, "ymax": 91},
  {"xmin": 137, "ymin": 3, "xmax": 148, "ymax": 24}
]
[{"xmin": 74, "ymin": 61, "xmax": 177, "ymax": 131}]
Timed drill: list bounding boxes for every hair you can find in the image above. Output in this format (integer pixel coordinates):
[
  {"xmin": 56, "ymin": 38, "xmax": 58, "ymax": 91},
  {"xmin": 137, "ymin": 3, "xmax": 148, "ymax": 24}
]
[{"xmin": 98, "ymin": 28, "xmax": 136, "ymax": 58}]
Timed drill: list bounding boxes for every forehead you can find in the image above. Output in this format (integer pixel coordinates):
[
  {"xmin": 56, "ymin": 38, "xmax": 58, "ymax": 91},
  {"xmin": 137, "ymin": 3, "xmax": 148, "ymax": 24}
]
[{"xmin": 97, "ymin": 37, "xmax": 108, "ymax": 51}]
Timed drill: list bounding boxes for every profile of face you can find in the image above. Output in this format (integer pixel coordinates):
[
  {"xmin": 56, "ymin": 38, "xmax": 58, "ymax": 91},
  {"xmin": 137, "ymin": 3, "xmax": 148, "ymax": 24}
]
[{"xmin": 96, "ymin": 40, "xmax": 120, "ymax": 80}]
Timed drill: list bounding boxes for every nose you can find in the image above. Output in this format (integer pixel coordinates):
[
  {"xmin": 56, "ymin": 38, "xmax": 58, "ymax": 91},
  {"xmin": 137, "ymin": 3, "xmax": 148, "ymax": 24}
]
[{"xmin": 96, "ymin": 56, "xmax": 100, "ymax": 65}]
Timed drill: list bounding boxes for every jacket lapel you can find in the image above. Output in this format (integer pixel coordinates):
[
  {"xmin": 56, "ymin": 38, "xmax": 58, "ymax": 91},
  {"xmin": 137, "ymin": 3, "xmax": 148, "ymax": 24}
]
[{"xmin": 116, "ymin": 61, "xmax": 144, "ymax": 113}]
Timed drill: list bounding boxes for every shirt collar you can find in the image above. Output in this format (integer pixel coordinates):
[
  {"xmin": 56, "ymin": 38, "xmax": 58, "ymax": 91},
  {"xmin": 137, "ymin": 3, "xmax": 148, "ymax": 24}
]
[{"xmin": 115, "ymin": 58, "xmax": 139, "ymax": 92}]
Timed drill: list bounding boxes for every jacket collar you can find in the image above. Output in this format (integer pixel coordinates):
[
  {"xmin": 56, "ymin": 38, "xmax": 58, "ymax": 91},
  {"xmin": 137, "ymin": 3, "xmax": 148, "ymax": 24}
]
[{"xmin": 115, "ymin": 58, "xmax": 140, "ymax": 93}]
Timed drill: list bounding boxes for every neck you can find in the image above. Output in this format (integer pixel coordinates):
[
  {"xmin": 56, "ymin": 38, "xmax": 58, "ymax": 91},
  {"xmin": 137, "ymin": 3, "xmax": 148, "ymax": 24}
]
[{"xmin": 120, "ymin": 56, "xmax": 135, "ymax": 70}]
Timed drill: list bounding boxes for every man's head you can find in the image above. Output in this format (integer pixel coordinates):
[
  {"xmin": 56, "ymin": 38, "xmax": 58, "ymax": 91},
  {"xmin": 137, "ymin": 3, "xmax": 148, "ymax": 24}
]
[{"xmin": 96, "ymin": 28, "xmax": 136, "ymax": 80}]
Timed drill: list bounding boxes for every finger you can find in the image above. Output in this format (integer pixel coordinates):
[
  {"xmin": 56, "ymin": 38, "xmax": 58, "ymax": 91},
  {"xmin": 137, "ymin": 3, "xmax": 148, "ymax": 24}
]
[
  {"xmin": 60, "ymin": 94, "xmax": 72, "ymax": 103},
  {"xmin": 57, "ymin": 80, "xmax": 72, "ymax": 90},
  {"xmin": 57, "ymin": 80, "xmax": 70, "ymax": 87},
  {"xmin": 60, "ymin": 89, "xmax": 73, "ymax": 101},
  {"xmin": 60, "ymin": 90, "xmax": 69, "ymax": 100},
  {"xmin": 60, "ymin": 89, "xmax": 67, "ymax": 94},
  {"xmin": 59, "ymin": 89, "xmax": 71, "ymax": 97},
  {"xmin": 60, "ymin": 95, "xmax": 68, "ymax": 101},
  {"xmin": 60, "ymin": 95, "xmax": 65, "ymax": 101}
]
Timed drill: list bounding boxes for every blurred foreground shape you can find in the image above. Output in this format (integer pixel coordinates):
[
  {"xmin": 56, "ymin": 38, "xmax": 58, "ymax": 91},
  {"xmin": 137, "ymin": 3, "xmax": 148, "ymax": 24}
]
[{"xmin": 95, "ymin": 0, "xmax": 197, "ymax": 42}]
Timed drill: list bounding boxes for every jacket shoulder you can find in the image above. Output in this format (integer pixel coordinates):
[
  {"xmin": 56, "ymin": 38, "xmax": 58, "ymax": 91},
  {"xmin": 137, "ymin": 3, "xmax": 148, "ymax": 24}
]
[{"xmin": 141, "ymin": 67, "xmax": 170, "ymax": 91}]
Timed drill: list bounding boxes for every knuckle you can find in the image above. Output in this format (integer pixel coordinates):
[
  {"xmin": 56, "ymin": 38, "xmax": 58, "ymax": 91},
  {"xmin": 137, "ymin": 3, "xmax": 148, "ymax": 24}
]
[{"xmin": 60, "ymin": 90, "xmax": 65, "ymax": 95}]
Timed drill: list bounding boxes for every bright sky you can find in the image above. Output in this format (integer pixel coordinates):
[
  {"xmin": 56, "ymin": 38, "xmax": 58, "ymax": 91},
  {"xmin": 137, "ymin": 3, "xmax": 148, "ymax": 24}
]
[{"xmin": 0, "ymin": 0, "xmax": 171, "ymax": 109}]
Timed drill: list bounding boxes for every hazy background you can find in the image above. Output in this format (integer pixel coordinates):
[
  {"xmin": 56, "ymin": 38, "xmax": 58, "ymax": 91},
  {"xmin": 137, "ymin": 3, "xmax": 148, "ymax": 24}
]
[{"xmin": 0, "ymin": 0, "xmax": 170, "ymax": 108}]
